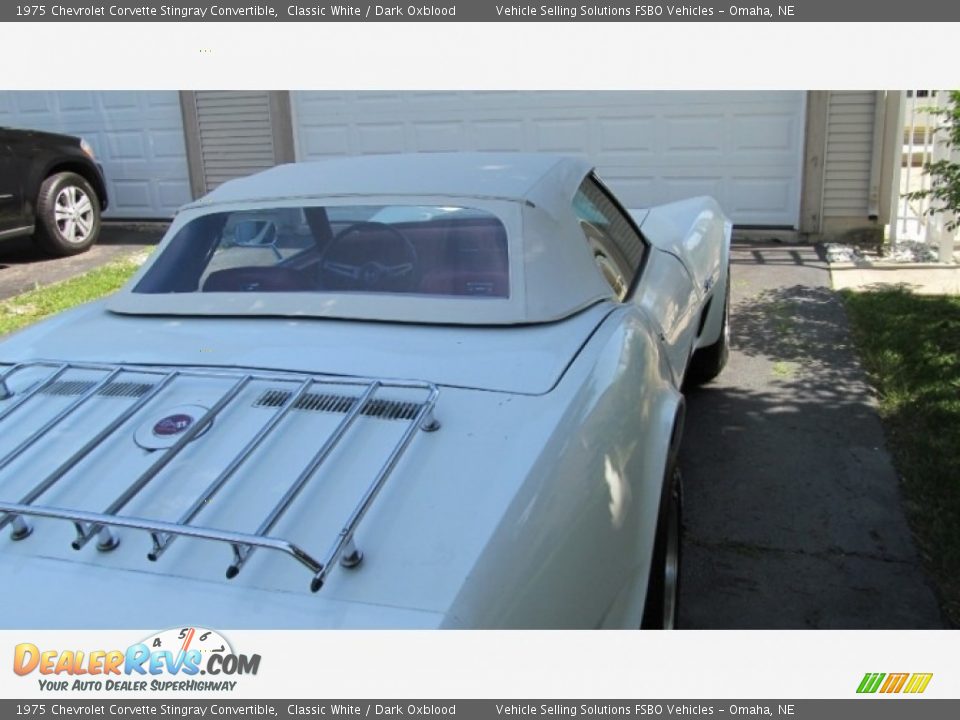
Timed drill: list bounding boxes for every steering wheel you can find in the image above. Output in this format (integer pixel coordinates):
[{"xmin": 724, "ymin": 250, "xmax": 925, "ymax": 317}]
[{"xmin": 318, "ymin": 221, "xmax": 420, "ymax": 292}]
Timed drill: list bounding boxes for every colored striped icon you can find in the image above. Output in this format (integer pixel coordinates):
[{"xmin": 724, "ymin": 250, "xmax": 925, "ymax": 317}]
[{"xmin": 857, "ymin": 672, "xmax": 933, "ymax": 694}]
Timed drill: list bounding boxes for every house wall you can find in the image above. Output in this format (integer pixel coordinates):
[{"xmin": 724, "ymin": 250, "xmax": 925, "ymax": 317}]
[{"xmin": 801, "ymin": 90, "xmax": 903, "ymax": 242}]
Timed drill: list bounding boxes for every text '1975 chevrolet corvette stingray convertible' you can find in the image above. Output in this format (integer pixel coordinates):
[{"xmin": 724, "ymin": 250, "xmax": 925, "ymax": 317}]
[{"xmin": 0, "ymin": 153, "xmax": 730, "ymax": 629}]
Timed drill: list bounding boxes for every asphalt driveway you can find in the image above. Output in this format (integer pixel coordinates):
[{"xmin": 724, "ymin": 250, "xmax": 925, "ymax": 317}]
[
  {"xmin": 678, "ymin": 241, "xmax": 945, "ymax": 628},
  {"xmin": 0, "ymin": 223, "xmax": 165, "ymax": 302}
]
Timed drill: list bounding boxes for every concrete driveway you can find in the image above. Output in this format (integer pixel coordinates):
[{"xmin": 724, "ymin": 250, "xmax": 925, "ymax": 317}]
[
  {"xmin": 0, "ymin": 223, "xmax": 166, "ymax": 302},
  {"xmin": 679, "ymin": 241, "xmax": 945, "ymax": 628}
]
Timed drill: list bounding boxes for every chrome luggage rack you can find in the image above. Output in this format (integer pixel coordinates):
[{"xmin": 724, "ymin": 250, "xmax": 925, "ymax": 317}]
[{"xmin": 0, "ymin": 360, "xmax": 439, "ymax": 592}]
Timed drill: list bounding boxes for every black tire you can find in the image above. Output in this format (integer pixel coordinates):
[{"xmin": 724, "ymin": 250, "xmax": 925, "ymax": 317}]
[
  {"xmin": 33, "ymin": 172, "xmax": 101, "ymax": 256},
  {"xmin": 641, "ymin": 460, "xmax": 683, "ymax": 630},
  {"xmin": 686, "ymin": 266, "xmax": 730, "ymax": 386}
]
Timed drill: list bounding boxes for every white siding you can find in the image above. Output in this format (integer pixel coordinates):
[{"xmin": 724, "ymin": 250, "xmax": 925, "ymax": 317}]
[
  {"xmin": 194, "ymin": 91, "xmax": 276, "ymax": 192},
  {"xmin": 0, "ymin": 91, "xmax": 190, "ymax": 218},
  {"xmin": 291, "ymin": 91, "xmax": 806, "ymax": 227},
  {"xmin": 822, "ymin": 91, "xmax": 877, "ymax": 219}
]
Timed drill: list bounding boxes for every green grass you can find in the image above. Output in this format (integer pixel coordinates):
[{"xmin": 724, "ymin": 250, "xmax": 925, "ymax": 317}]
[
  {"xmin": 0, "ymin": 256, "xmax": 143, "ymax": 337},
  {"xmin": 842, "ymin": 287, "xmax": 960, "ymax": 626}
]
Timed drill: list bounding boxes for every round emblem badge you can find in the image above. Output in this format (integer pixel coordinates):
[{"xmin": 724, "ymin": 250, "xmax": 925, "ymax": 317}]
[
  {"xmin": 134, "ymin": 404, "xmax": 211, "ymax": 450},
  {"xmin": 153, "ymin": 413, "xmax": 194, "ymax": 437}
]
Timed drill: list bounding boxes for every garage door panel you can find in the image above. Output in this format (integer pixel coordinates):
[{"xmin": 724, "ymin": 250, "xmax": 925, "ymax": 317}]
[
  {"xmin": 596, "ymin": 117, "xmax": 656, "ymax": 155},
  {"xmin": 729, "ymin": 178, "xmax": 794, "ymax": 221},
  {"xmin": 98, "ymin": 92, "xmax": 140, "ymax": 111},
  {"xmin": 151, "ymin": 130, "xmax": 190, "ymax": 160},
  {"xmin": 663, "ymin": 115, "xmax": 725, "ymax": 154},
  {"xmin": 413, "ymin": 122, "xmax": 465, "ymax": 152},
  {"xmin": 110, "ymin": 180, "xmax": 156, "ymax": 214},
  {"xmin": 157, "ymin": 180, "xmax": 188, "ymax": 207},
  {"xmin": 533, "ymin": 118, "xmax": 591, "ymax": 153},
  {"xmin": 732, "ymin": 113, "xmax": 799, "ymax": 151},
  {"xmin": 55, "ymin": 92, "xmax": 96, "ymax": 112},
  {"xmin": 472, "ymin": 120, "xmax": 525, "ymax": 151},
  {"xmin": 108, "ymin": 132, "xmax": 148, "ymax": 160},
  {"xmin": 9, "ymin": 93, "xmax": 55, "ymax": 116},
  {"xmin": 300, "ymin": 126, "xmax": 351, "ymax": 157},
  {"xmin": 660, "ymin": 176, "xmax": 725, "ymax": 201},
  {"xmin": 356, "ymin": 123, "xmax": 407, "ymax": 153},
  {"xmin": 293, "ymin": 91, "xmax": 804, "ymax": 227}
]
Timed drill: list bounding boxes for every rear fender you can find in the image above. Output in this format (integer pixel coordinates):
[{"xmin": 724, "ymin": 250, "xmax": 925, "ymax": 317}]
[
  {"xmin": 444, "ymin": 306, "xmax": 683, "ymax": 628},
  {"xmin": 695, "ymin": 217, "xmax": 732, "ymax": 349}
]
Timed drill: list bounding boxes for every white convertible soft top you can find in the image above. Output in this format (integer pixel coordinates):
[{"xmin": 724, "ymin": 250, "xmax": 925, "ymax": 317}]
[
  {"xmin": 108, "ymin": 153, "xmax": 616, "ymax": 326},
  {"xmin": 186, "ymin": 152, "xmax": 581, "ymax": 207}
]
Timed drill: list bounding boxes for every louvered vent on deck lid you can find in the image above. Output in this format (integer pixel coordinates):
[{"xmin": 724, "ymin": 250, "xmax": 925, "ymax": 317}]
[
  {"xmin": 40, "ymin": 381, "xmax": 154, "ymax": 398},
  {"xmin": 253, "ymin": 389, "xmax": 422, "ymax": 421}
]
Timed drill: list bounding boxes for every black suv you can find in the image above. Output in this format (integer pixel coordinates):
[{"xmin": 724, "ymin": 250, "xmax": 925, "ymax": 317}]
[{"xmin": 0, "ymin": 127, "xmax": 109, "ymax": 256}]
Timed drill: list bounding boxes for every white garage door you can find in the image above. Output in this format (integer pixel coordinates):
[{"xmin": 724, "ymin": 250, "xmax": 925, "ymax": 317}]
[
  {"xmin": 292, "ymin": 91, "xmax": 805, "ymax": 227},
  {"xmin": 0, "ymin": 91, "xmax": 190, "ymax": 218}
]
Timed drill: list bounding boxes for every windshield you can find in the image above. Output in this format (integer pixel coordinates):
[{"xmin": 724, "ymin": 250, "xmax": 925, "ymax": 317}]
[{"xmin": 133, "ymin": 204, "xmax": 509, "ymax": 299}]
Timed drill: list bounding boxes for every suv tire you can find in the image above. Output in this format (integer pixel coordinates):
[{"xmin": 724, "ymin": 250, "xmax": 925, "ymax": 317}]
[{"xmin": 34, "ymin": 172, "xmax": 101, "ymax": 256}]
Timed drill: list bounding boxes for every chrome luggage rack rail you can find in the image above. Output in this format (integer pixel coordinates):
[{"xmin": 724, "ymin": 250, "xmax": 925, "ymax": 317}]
[{"xmin": 0, "ymin": 360, "xmax": 439, "ymax": 592}]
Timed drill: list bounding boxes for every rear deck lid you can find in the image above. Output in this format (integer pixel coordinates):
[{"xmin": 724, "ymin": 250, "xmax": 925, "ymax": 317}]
[{"xmin": 0, "ymin": 299, "xmax": 615, "ymax": 396}]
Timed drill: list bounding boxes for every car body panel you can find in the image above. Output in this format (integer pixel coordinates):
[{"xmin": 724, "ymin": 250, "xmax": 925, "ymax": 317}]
[
  {"xmin": 0, "ymin": 140, "xmax": 26, "ymax": 231},
  {"xmin": 634, "ymin": 196, "xmax": 731, "ymax": 303},
  {"xmin": 7, "ymin": 556, "xmax": 446, "ymax": 629},
  {"xmin": 634, "ymin": 249, "xmax": 700, "ymax": 384},
  {"xmin": 632, "ymin": 196, "xmax": 733, "ymax": 352},
  {"xmin": 0, "ymin": 306, "xmax": 677, "ymax": 629},
  {"xmin": 0, "ymin": 153, "xmax": 731, "ymax": 629},
  {"xmin": 0, "ymin": 300, "xmax": 616, "ymax": 396},
  {"xmin": 444, "ymin": 306, "xmax": 680, "ymax": 628}
]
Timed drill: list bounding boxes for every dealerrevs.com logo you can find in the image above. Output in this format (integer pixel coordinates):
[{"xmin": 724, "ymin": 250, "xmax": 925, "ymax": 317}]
[
  {"xmin": 857, "ymin": 672, "xmax": 933, "ymax": 694},
  {"xmin": 13, "ymin": 627, "xmax": 260, "ymax": 693}
]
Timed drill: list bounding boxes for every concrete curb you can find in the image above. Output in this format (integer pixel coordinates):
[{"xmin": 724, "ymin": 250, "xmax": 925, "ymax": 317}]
[{"xmin": 830, "ymin": 262, "xmax": 960, "ymax": 294}]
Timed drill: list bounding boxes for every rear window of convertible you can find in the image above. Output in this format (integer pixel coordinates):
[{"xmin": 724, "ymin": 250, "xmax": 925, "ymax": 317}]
[{"xmin": 133, "ymin": 205, "xmax": 510, "ymax": 298}]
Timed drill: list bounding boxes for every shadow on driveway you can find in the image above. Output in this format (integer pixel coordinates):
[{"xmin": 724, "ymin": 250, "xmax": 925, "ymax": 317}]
[{"xmin": 678, "ymin": 243, "xmax": 945, "ymax": 628}]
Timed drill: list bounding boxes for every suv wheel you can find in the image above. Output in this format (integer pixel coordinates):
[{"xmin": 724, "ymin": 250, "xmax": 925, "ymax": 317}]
[{"xmin": 34, "ymin": 172, "xmax": 101, "ymax": 256}]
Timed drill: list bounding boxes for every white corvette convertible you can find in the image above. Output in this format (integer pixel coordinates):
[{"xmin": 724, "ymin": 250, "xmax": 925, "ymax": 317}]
[{"xmin": 0, "ymin": 153, "xmax": 730, "ymax": 629}]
